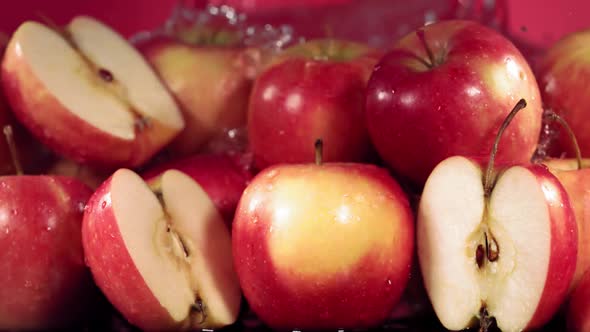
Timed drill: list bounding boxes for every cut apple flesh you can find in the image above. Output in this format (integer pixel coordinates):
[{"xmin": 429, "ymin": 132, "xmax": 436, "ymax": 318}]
[
  {"xmin": 112, "ymin": 169, "xmax": 241, "ymax": 328},
  {"xmin": 9, "ymin": 17, "xmax": 183, "ymax": 141},
  {"xmin": 418, "ymin": 156, "xmax": 550, "ymax": 332}
]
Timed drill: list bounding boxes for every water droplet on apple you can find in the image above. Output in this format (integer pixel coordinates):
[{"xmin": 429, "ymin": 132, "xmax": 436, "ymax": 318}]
[
  {"xmin": 46, "ymin": 226, "xmax": 52, "ymax": 231},
  {"xmin": 10, "ymin": 208, "xmax": 17, "ymax": 216},
  {"xmin": 77, "ymin": 202, "xmax": 86, "ymax": 213},
  {"xmin": 101, "ymin": 201, "xmax": 107, "ymax": 209}
]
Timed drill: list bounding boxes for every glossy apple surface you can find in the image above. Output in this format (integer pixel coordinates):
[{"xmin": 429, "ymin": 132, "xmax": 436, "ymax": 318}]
[
  {"xmin": 366, "ymin": 20, "xmax": 543, "ymax": 187},
  {"xmin": 0, "ymin": 175, "xmax": 96, "ymax": 330},
  {"xmin": 248, "ymin": 39, "xmax": 380, "ymax": 170},
  {"xmin": 233, "ymin": 162, "xmax": 414, "ymax": 330},
  {"xmin": 538, "ymin": 29, "xmax": 590, "ymax": 158}
]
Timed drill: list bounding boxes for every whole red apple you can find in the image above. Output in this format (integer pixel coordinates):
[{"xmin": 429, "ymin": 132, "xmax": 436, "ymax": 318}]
[
  {"xmin": 538, "ymin": 29, "xmax": 590, "ymax": 158},
  {"xmin": 248, "ymin": 39, "xmax": 380, "ymax": 170},
  {"xmin": 137, "ymin": 27, "xmax": 260, "ymax": 157},
  {"xmin": 232, "ymin": 161, "xmax": 414, "ymax": 330},
  {"xmin": 142, "ymin": 153, "xmax": 253, "ymax": 226},
  {"xmin": 365, "ymin": 20, "xmax": 542, "ymax": 187},
  {"xmin": 0, "ymin": 175, "xmax": 97, "ymax": 330}
]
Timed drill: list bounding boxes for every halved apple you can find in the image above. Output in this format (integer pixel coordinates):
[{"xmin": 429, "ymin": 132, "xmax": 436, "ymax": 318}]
[
  {"xmin": 82, "ymin": 168, "xmax": 241, "ymax": 331},
  {"xmin": 418, "ymin": 156, "xmax": 577, "ymax": 331},
  {"xmin": 1, "ymin": 16, "xmax": 184, "ymax": 169}
]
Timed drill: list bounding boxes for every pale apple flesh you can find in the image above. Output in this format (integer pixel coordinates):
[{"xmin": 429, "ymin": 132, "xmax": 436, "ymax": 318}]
[
  {"xmin": 83, "ymin": 169, "xmax": 240, "ymax": 331},
  {"xmin": 1, "ymin": 17, "xmax": 184, "ymax": 168},
  {"xmin": 418, "ymin": 156, "xmax": 577, "ymax": 331}
]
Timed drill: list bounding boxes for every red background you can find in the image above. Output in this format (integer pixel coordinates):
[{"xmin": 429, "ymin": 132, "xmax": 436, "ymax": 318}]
[{"xmin": 0, "ymin": 0, "xmax": 587, "ymax": 49}]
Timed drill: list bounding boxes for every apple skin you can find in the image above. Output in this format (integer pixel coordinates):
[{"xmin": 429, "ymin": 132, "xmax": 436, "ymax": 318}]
[
  {"xmin": 248, "ymin": 39, "xmax": 381, "ymax": 170},
  {"xmin": 543, "ymin": 158, "xmax": 590, "ymax": 291},
  {"xmin": 137, "ymin": 36, "xmax": 256, "ymax": 157},
  {"xmin": 538, "ymin": 29, "xmax": 590, "ymax": 158},
  {"xmin": 232, "ymin": 162, "xmax": 414, "ymax": 330},
  {"xmin": 523, "ymin": 163, "xmax": 578, "ymax": 329},
  {"xmin": 0, "ymin": 175, "xmax": 97, "ymax": 330},
  {"xmin": 82, "ymin": 172, "xmax": 180, "ymax": 331},
  {"xmin": 568, "ymin": 269, "xmax": 590, "ymax": 332},
  {"xmin": 365, "ymin": 20, "xmax": 543, "ymax": 187},
  {"xmin": 142, "ymin": 153, "xmax": 253, "ymax": 226}
]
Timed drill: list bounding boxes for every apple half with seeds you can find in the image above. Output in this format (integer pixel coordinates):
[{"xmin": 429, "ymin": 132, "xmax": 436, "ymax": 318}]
[
  {"xmin": 82, "ymin": 168, "xmax": 241, "ymax": 331},
  {"xmin": 1, "ymin": 16, "xmax": 184, "ymax": 169}
]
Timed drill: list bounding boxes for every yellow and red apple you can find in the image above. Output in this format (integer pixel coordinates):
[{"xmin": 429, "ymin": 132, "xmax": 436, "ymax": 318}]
[
  {"xmin": 233, "ymin": 161, "xmax": 414, "ymax": 330},
  {"xmin": 538, "ymin": 28, "xmax": 590, "ymax": 158},
  {"xmin": 137, "ymin": 28, "xmax": 261, "ymax": 157}
]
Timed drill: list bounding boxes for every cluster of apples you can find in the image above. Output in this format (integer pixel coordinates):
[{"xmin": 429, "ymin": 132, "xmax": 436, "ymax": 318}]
[{"xmin": 1, "ymin": 6, "xmax": 590, "ymax": 332}]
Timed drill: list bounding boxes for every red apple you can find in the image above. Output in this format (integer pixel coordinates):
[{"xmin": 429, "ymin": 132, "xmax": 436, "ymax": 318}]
[
  {"xmin": 365, "ymin": 20, "xmax": 543, "ymax": 187},
  {"xmin": 248, "ymin": 39, "xmax": 380, "ymax": 170},
  {"xmin": 83, "ymin": 168, "xmax": 241, "ymax": 331},
  {"xmin": 1, "ymin": 17, "xmax": 184, "ymax": 169},
  {"xmin": 233, "ymin": 161, "xmax": 414, "ymax": 330},
  {"xmin": 142, "ymin": 153, "xmax": 253, "ymax": 226},
  {"xmin": 418, "ymin": 155, "xmax": 577, "ymax": 331},
  {"xmin": 568, "ymin": 269, "xmax": 590, "ymax": 332},
  {"xmin": 137, "ymin": 29, "xmax": 260, "ymax": 157},
  {"xmin": 543, "ymin": 158, "xmax": 590, "ymax": 292},
  {"xmin": 0, "ymin": 175, "xmax": 97, "ymax": 330},
  {"xmin": 538, "ymin": 29, "xmax": 590, "ymax": 158}
]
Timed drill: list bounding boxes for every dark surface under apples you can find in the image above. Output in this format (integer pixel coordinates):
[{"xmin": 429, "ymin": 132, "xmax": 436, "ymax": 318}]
[{"xmin": 73, "ymin": 302, "xmax": 568, "ymax": 332}]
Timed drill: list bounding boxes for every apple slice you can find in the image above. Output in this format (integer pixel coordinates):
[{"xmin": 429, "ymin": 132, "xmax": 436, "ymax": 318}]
[
  {"xmin": 418, "ymin": 155, "xmax": 577, "ymax": 331},
  {"xmin": 82, "ymin": 168, "xmax": 241, "ymax": 330},
  {"xmin": 1, "ymin": 16, "xmax": 184, "ymax": 169}
]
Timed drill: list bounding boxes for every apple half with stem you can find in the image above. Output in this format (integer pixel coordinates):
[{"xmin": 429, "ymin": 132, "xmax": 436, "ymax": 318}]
[
  {"xmin": 1, "ymin": 16, "xmax": 184, "ymax": 169},
  {"xmin": 417, "ymin": 99, "xmax": 577, "ymax": 331},
  {"xmin": 82, "ymin": 168, "xmax": 241, "ymax": 331}
]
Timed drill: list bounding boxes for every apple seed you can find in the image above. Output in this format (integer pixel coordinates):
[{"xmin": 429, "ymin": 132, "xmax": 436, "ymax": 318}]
[
  {"xmin": 98, "ymin": 68, "xmax": 114, "ymax": 83},
  {"xmin": 476, "ymin": 244, "xmax": 485, "ymax": 268},
  {"xmin": 487, "ymin": 235, "xmax": 499, "ymax": 262}
]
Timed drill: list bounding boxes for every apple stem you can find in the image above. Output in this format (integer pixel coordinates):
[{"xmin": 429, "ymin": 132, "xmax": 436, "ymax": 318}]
[
  {"xmin": 478, "ymin": 306, "xmax": 494, "ymax": 332},
  {"xmin": 190, "ymin": 299, "xmax": 207, "ymax": 325},
  {"xmin": 544, "ymin": 111, "xmax": 582, "ymax": 170},
  {"xmin": 315, "ymin": 138, "xmax": 323, "ymax": 166},
  {"xmin": 3, "ymin": 125, "xmax": 23, "ymax": 176},
  {"xmin": 483, "ymin": 99, "xmax": 528, "ymax": 197},
  {"xmin": 416, "ymin": 29, "xmax": 436, "ymax": 68}
]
